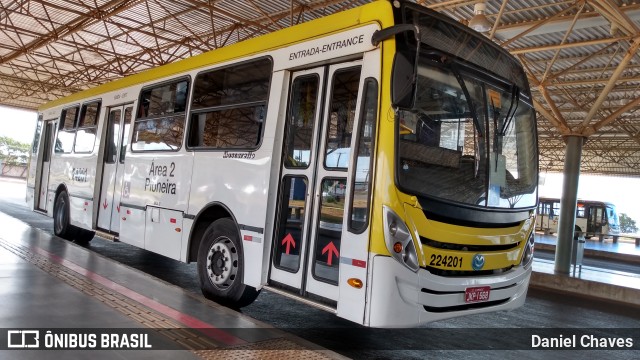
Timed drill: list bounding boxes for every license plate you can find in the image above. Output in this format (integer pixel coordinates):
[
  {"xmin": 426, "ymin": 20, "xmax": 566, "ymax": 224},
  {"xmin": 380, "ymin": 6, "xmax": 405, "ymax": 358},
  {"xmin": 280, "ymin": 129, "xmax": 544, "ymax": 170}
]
[{"xmin": 465, "ymin": 286, "xmax": 490, "ymax": 303}]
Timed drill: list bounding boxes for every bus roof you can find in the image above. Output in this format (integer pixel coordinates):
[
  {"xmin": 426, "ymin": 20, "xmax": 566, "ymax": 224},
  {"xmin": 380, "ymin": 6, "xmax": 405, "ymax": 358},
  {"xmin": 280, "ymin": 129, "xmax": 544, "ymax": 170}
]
[{"xmin": 38, "ymin": 1, "xmax": 395, "ymax": 112}]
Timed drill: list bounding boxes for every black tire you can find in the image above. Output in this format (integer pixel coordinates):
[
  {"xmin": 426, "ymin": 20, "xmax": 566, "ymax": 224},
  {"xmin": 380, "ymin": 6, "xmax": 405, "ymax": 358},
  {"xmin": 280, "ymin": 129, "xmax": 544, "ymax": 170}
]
[
  {"xmin": 53, "ymin": 190, "xmax": 77, "ymax": 240},
  {"xmin": 197, "ymin": 218, "xmax": 259, "ymax": 308},
  {"xmin": 75, "ymin": 229, "xmax": 95, "ymax": 244}
]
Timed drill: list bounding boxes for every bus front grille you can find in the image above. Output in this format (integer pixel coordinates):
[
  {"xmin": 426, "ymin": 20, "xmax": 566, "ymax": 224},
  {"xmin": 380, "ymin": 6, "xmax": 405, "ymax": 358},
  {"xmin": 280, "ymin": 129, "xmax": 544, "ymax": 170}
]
[
  {"xmin": 420, "ymin": 237, "xmax": 520, "ymax": 252},
  {"xmin": 424, "ymin": 266, "xmax": 514, "ymax": 277},
  {"xmin": 422, "ymin": 299, "xmax": 509, "ymax": 313}
]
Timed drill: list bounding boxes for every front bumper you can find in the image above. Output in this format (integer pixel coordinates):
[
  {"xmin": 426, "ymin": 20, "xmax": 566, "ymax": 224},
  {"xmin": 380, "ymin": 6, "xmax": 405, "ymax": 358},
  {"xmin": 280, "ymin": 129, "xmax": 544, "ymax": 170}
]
[{"xmin": 367, "ymin": 255, "xmax": 531, "ymax": 327}]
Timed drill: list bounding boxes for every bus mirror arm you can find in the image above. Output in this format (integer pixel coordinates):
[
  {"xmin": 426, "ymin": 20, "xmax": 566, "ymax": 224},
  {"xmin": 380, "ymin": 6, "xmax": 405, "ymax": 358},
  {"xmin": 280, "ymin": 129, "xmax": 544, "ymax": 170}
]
[{"xmin": 371, "ymin": 24, "xmax": 419, "ymax": 46}]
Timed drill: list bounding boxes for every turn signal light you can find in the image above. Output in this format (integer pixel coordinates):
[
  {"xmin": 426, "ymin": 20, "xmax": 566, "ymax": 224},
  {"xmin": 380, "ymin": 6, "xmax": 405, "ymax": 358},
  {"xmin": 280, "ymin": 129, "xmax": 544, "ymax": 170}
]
[
  {"xmin": 393, "ymin": 242, "xmax": 403, "ymax": 253},
  {"xmin": 347, "ymin": 278, "xmax": 363, "ymax": 289}
]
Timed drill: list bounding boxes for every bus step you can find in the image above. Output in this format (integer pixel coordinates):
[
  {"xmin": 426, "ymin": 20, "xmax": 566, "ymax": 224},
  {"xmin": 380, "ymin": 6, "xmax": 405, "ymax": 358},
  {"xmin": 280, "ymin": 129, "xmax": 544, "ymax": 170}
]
[
  {"xmin": 263, "ymin": 285, "xmax": 336, "ymax": 314},
  {"xmin": 94, "ymin": 230, "xmax": 119, "ymax": 242}
]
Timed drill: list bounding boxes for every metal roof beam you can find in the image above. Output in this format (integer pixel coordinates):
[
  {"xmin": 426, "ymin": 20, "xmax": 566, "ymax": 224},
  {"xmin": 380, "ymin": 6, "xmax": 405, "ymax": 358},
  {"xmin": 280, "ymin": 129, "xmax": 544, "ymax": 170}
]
[
  {"xmin": 579, "ymin": 39, "xmax": 640, "ymax": 130},
  {"xmin": 502, "ymin": 3, "xmax": 580, "ymax": 48},
  {"xmin": 533, "ymin": 97, "xmax": 572, "ymax": 135},
  {"xmin": 590, "ymin": 0, "xmax": 640, "ymax": 37},
  {"xmin": 583, "ymin": 97, "xmax": 640, "ymax": 137},
  {"xmin": 544, "ymin": 75, "xmax": 640, "ymax": 87},
  {"xmin": 510, "ymin": 36, "xmax": 631, "ymax": 55},
  {"xmin": 0, "ymin": 0, "xmax": 142, "ymax": 65}
]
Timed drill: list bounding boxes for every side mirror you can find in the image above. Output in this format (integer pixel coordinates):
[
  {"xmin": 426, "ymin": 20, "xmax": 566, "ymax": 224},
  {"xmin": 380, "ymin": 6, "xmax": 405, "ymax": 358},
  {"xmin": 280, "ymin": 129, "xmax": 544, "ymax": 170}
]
[
  {"xmin": 371, "ymin": 24, "xmax": 420, "ymax": 109},
  {"xmin": 391, "ymin": 52, "xmax": 417, "ymax": 108}
]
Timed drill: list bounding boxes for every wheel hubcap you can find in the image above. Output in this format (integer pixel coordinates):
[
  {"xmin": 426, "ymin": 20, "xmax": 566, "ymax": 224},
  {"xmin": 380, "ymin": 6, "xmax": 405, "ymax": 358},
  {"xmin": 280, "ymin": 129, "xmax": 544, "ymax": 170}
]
[{"xmin": 206, "ymin": 237, "xmax": 238, "ymax": 289}]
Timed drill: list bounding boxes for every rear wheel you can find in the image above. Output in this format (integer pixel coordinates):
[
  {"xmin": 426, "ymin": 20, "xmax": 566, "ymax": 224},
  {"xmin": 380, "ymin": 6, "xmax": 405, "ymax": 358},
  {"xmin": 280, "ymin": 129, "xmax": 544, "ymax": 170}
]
[
  {"xmin": 197, "ymin": 218, "xmax": 259, "ymax": 308},
  {"xmin": 53, "ymin": 190, "xmax": 77, "ymax": 240}
]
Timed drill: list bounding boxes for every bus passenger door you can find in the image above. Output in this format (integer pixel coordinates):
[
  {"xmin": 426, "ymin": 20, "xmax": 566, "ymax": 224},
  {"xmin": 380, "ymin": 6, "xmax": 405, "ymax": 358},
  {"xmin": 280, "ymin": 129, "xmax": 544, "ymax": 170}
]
[
  {"xmin": 538, "ymin": 202, "xmax": 552, "ymax": 233},
  {"xmin": 36, "ymin": 121, "xmax": 56, "ymax": 211},
  {"xmin": 304, "ymin": 63, "xmax": 364, "ymax": 303},
  {"xmin": 588, "ymin": 206, "xmax": 604, "ymax": 236},
  {"xmin": 270, "ymin": 59, "xmax": 376, "ymax": 318},
  {"xmin": 269, "ymin": 67, "xmax": 327, "ymax": 295},
  {"xmin": 97, "ymin": 105, "xmax": 133, "ymax": 233}
]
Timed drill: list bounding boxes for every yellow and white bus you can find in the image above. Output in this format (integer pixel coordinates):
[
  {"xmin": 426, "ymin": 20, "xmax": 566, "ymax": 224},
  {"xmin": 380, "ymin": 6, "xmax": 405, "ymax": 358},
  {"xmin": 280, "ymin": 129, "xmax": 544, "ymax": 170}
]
[{"xmin": 27, "ymin": 1, "xmax": 538, "ymax": 327}]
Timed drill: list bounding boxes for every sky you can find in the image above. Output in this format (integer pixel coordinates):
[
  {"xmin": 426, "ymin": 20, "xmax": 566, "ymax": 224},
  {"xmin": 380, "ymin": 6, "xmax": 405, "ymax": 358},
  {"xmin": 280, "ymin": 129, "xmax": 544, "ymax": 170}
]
[
  {"xmin": 1, "ymin": 105, "xmax": 640, "ymax": 223},
  {"xmin": 0, "ymin": 106, "xmax": 37, "ymax": 143}
]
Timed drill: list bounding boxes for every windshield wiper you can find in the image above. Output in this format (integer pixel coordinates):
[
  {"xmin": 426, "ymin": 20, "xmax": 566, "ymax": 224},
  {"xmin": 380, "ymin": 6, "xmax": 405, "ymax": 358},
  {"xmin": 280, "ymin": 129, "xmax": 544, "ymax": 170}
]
[
  {"xmin": 500, "ymin": 85, "xmax": 519, "ymax": 136},
  {"xmin": 448, "ymin": 61, "xmax": 483, "ymax": 137},
  {"xmin": 490, "ymin": 84, "xmax": 519, "ymax": 166},
  {"xmin": 490, "ymin": 95, "xmax": 501, "ymax": 157}
]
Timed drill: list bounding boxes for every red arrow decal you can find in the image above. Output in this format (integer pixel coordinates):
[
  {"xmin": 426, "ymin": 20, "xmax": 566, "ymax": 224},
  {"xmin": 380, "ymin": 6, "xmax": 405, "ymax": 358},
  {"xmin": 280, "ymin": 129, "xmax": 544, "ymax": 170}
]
[
  {"xmin": 102, "ymin": 199, "xmax": 108, "ymax": 209},
  {"xmin": 116, "ymin": 205, "xmax": 120, "ymax": 213},
  {"xmin": 322, "ymin": 241, "xmax": 339, "ymax": 266},
  {"xmin": 281, "ymin": 233, "xmax": 296, "ymax": 255}
]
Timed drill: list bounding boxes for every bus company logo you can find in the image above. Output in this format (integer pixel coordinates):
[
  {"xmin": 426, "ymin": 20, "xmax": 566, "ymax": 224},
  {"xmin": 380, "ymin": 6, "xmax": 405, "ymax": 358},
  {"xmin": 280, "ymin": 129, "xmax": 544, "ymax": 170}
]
[
  {"xmin": 7, "ymin": 330, "xmax": 39, "ymax": 348},
  {"xmin": 471, "ymin": 254, "xmax": 485, "ymax": 271}
]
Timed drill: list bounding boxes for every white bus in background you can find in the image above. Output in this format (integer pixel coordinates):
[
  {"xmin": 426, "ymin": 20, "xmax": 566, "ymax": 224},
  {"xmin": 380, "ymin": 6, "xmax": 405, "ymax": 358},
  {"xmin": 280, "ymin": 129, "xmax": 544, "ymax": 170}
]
[{"xmin": 536, "ymin": 197, "xmax": 620, "ymax": 240}]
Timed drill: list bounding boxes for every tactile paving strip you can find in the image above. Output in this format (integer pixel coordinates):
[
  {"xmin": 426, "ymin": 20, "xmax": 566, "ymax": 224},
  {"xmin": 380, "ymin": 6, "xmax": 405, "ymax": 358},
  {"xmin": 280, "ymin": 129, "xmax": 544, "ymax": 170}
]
[
  {"xmin": 0, "ymin": 238, "xmax": 338, "ymax": 359},
  {"xmin": 194, "ymin": 338, "xmax": 338, "ymax": 360},
  {"xmin": 0, "ymin": 238, "xmax": 219, "ymax": 350}
]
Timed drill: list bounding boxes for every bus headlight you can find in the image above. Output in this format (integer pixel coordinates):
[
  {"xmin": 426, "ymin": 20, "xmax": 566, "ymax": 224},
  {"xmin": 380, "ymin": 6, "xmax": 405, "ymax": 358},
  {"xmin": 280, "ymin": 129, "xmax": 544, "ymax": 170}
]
[
  {"xmin": 520, "ymin": 232, "xmax": 535, "ymax": 269},
  {"xmin": 383, "ymin": 206, "xmax": 419, "ymax": 272}
]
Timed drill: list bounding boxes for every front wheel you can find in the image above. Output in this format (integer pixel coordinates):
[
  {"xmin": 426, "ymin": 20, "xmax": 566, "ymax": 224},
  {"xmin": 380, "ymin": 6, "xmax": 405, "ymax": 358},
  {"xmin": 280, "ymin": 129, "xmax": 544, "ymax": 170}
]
[
  {"xmin": 197, "ymin": 218, "xmax": 259, "ymax": 308},
  {"xmin": 53, "ymin": 190, "xmax": 77, "ymax": 240}
]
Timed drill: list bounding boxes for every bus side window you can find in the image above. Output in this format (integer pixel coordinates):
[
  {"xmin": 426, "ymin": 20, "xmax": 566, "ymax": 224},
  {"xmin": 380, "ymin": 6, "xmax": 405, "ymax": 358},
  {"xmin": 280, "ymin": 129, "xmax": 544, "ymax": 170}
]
[
  {"xmin": 120, "ymin": 107, "xmax": 133, "ymax": 163},
  {"xmin": 105, "ymin": 109, "xmax": 121, "ymax": 164},
  {"xmin": 31, "ymin": 117, "xmax": 43, "ymax": 155},
  {"xmin": 349, "ymin": 78, "xmax": 378, "ymax": 233},
  {"xmin": 132, "ymin": 79, "xmax": 189, "ymax": 151},
  {"xmin": 188, "ymin": 57, "xmax": 272, "ymax": 150},
  {"xmin": 324, "ymin": 66, "xmax": 361, "ymax": 169},
  {"xmin": 75, "ymin": 101, "xmax": 101, "ymax": 153},
  {"xmin": 56, "ymin": 106, "xmax": 79, "ymax": 153}
]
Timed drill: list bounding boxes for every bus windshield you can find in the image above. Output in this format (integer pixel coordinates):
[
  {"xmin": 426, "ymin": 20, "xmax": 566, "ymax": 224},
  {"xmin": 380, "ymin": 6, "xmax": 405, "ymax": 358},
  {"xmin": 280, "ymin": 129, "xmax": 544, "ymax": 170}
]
[
  {"xmin": 396, "ymin": 58, "xmax": 538, "ymax": 210},
  {"xmin": 392, "ymin": 3, "xmax": 538, "ymax": 212}
]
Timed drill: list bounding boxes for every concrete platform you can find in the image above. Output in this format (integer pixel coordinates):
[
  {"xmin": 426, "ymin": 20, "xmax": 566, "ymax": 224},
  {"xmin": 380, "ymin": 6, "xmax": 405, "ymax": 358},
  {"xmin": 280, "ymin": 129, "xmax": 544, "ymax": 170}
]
[
  {"xmin": 530, "ymin": 232, "xmax": 640, "ymax": 308},
  {"xmin": 535, "ymin": 232, "xmax": 640, "ymax": 262},
  {"xmin": 0, "ymin": 211, "xmax": 345, "ymax": 359}
]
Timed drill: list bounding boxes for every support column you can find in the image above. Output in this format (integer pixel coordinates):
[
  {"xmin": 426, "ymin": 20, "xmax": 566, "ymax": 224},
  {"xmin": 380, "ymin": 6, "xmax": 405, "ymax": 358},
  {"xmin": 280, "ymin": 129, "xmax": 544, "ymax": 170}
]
[{"xmin": 554, "ymin": 136, "xmax": 583, "ymax": 274}]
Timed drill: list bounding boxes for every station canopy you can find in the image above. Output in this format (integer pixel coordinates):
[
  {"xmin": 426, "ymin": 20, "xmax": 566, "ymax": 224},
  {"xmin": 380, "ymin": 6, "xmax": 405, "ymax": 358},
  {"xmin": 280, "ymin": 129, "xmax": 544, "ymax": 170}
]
[{"xmin": 1, "ymin": 0, "xmax": 639, "ymax": 176}]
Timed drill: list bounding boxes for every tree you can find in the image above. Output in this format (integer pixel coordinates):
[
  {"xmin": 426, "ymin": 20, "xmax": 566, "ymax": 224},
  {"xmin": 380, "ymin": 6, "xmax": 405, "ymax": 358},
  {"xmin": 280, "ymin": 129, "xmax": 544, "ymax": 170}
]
[
  {"xmin": 619, "ymin": 213, "xmax": 638, "ymax": 234},
  {"xmin": 0, "ymin": 136, "xmax": 30, "ymax": 165}
]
